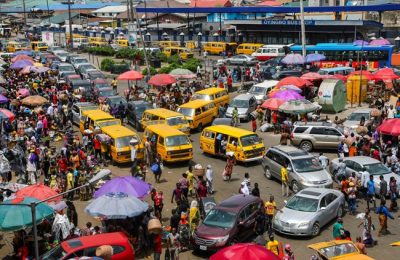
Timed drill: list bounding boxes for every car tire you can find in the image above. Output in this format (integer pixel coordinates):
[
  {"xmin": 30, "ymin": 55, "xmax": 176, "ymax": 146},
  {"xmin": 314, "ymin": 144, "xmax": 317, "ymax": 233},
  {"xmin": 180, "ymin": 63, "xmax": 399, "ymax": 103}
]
[
  {"xmin": 197, "ymin": 123, "xmax": 203, "ymax": 132},
  {"xmin": 337, "ymin": 205, "xmax": 344, "ymax": 218},
  {"xmin": 264, "ymin": 166, "xmax": 272, "ymax": 179},
  {"xmin": 291, "ymin": 180, "xmax": 300, "ymax": 194},
  {"xmin": 299, "ymin": 140, "xmax": 313, "ymax": 152},
  {"xmin": 311, "ymin": 222, "xmax": 320, "ymax": 237}
]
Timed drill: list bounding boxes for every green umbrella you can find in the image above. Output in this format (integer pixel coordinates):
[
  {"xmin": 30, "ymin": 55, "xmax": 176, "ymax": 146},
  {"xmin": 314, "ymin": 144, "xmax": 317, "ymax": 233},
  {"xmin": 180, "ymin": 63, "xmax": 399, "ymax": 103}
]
[
  {"xmin": 169, "ymin": 68, "xmax": 196, "ymax": 79},
  {"xmin": 278, "ymin": 99, "xmax": 319, "ymax": 114},
  {"xmin": 0, "ymin": 197, "xmax": 54, "ymax": 231}
]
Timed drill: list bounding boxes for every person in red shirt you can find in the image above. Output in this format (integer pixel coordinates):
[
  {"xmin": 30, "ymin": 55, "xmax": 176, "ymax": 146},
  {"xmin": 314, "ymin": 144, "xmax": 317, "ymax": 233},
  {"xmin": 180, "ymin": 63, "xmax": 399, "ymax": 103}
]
[
  {"xmin": 57, "ymin": 155, "xmax": 68, "ymax": 173},
  {"xmin": 227, "ymin": 75, "xmax": 233, "ymax": 92},
  {"xmin": 93, "ymin": 137, "xmax": 101, "ymax": 160},
  {"xmin": 153, "ymin": 234, "xmax": 162, "ymax": 260},
  {"xmin": 251, "ymin": 117, "xmax": 257, "ymax": 132},
  {"xmin": 272, "ymin": 111, "xmax": 279, "ymax": 134},
  {"xmin": 197, "ymin": 180, "xmax": 207, "ymax": 198}
]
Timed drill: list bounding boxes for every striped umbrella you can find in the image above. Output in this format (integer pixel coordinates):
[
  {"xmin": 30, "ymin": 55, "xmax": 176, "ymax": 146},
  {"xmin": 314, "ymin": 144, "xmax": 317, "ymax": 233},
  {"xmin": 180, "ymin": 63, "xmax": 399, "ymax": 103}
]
[{"xmin": 0, "ymin": 109, "xmax": 15, "ymax": 121}]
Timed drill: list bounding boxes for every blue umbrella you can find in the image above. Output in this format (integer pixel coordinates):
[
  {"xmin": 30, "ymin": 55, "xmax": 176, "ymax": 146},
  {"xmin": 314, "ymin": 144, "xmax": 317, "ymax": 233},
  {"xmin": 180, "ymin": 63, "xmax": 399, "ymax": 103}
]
[
  {"xmin": 305, "ymin": 53, "xmax": 326, "ymax": 63},
  {"xmin": 281, "ymin": 54, "xmax": 305, "ymax": 65},
  {"xmin": 85, "ymin": 192, "xmax": 148, "ymax": 219},
  {"xmin": 10, "ymin": 59, "xmax": 33, "ymax": 69},
  {"xmin": 12, "ymin": 50, "xmax": 34, "ymax": 57},
  {"xmin": 0, "ymin": 197, "xmax": 54, "ymax": 231}
]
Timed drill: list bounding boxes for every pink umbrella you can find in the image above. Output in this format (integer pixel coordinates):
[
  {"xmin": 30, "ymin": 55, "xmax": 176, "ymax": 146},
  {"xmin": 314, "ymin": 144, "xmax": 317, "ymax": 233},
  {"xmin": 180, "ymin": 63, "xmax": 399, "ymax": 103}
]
[
  {"xmin": 370, "ymin": 38, "xmax": 391, "ymax": 45},
  {"xmin": 301, "ymin": 72, "xmax": 326, "ymax": 81},
  {"xmin": 17, "ymin": 88, "xmax": 30, "ymax": 98},
  {"xmin": 256, "ymin": 0, "xmax": 281, "ymax": 6},
  {"xmin": 374, "ymin": 68, "xmax": 400, "ymax": 81},
  {"xmin": 148, "ymin": 74, "xmax": 177, "ymax": 86},
  {"xmin": 117, "ymin": 70, "xmax": 144, "ymax": 81},
  {"xmin": 268, "ymin": 89, "xmax": 304, "ymax": 101},
  {"xmin": 11, "ymin": 55, "xmax": 33, "ymax": 63},
  {"xmin": 0, "ymin": 108, "xmax": 15, "ymax": 121}
]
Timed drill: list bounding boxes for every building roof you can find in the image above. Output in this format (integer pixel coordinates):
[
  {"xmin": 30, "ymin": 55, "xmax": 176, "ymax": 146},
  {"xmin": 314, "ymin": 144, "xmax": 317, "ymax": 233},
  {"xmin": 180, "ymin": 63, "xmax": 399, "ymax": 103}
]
[
  {"xmin": 36, "ymin": 3, "xmax": 120, "ymax": 11},
  {"xmin": 146, "ymin": 23, "xmax": 187, "ymax": 29},
  {"xmin": 189, "ymin": 0, "xmax": 233, "ymax": 7},
  {"xmin": 92, "ymin": 5, "xmax": 127, "ymax": 14},
  {"xmin": 44, "ymin": 12, "xmax": 80, "ymax": 25},
  {"xmin": 116, "ymin": 0, "xmax": 188, "ymax": 20}
]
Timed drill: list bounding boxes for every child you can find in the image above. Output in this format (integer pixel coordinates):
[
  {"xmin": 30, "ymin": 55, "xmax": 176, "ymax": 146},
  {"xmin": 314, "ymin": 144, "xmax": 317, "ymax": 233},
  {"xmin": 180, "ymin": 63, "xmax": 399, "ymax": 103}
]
[{"xmin": 251, "ymin": 117, "xmax": 257, "ymax": 132}]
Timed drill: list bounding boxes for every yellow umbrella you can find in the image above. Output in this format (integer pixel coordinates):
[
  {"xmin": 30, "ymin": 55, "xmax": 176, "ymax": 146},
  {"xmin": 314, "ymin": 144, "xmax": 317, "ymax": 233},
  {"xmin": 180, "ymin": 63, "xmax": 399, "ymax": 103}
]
[
  {"xmin": 33, "ymin": 62, "xmax": 43, "ymax": 67},
  {"xmin": 21, "ymin": 95, "xmax": 48, "ymax": 107}
]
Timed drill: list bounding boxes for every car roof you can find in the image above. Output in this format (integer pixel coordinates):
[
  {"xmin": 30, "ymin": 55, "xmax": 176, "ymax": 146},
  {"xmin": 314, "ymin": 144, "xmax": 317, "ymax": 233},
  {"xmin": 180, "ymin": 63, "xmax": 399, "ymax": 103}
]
[
  {"xmin": 59, "ymin": 63, "xmax": 73, "ymax": 67},
  {"xmin": 73, "ymin": 102, "xmax": 96, "ymax": 108},
  {"xmin": 233, "ymin": 94, "xmax": 254, "ymax": 100},
  {"xmin": 101, "ymin": 125, "xmax": 138, "ymax": 138},
  {"xmin": 204, "ymin": 125, "xmax": 255, "ymax": 138},
  {"xmin": 343, "ymin": 156, "xmax": 380, "ymax": 165},
  {"xmin": 179, "ymin": 100, "xmax": 213, "ymax": 109},
  {"xmin": 98, "ymin": 87, "xmax": 113, "ymax": 91},
  {"xmin": 271, "ymin": 145, "xmax": 311, "ymax": 158},
  {"xmin": 62, "ymin": 232, "xmax": 128, "ymax": 252},
  {"xmin": 297, "ymin": 188, "xmax": 335, "ymax": 199},
  {"xmin": 129, "ymin": 100, "xmax": 151, "ymax": 106},
  {"xmin": 195, "ymin": 87, "xmax": 226, "ymax": 95},
  {"xmin": 294, "ymin": 121, "xmax": 334, "ymax": 127},
  {"xmin": 147, "ymin": 124, "xmax": 187, "ymax": 137},
  {"xmin": 218, "ymin": 194, "xmax": 260, "ymax": 211},
  {"xmin": 145, "ymin": 108, "xmax": 184, "ymax": 118},
  {"xmin": 350, "ymin": 109, "xmax": 372, "ymax": 114}
]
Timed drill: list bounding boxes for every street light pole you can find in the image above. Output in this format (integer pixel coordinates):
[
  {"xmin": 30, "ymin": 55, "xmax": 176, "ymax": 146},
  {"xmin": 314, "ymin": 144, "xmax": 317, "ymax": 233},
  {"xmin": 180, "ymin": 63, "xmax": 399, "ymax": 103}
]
[
  {"xmin": 299, "ymin": 0, "xmax": 306, "ymax": 57},
  {"xmin": 62, "ymin": 1, "xmax": 74, "ymax": 50}
]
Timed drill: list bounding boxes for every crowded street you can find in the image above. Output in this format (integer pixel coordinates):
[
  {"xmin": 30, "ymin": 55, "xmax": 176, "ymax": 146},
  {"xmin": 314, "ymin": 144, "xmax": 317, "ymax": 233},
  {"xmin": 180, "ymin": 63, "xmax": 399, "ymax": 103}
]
[{"xmin": 2, "ymin": 2, "xmax": 400, "ymax": 259}]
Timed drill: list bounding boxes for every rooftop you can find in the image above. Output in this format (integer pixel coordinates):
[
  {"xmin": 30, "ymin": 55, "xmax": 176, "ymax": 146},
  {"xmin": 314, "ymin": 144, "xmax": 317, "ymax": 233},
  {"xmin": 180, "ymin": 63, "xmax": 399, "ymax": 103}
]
[{"xmin": 92, "ymin": 5, "xmax": 127, "ymax": 14}]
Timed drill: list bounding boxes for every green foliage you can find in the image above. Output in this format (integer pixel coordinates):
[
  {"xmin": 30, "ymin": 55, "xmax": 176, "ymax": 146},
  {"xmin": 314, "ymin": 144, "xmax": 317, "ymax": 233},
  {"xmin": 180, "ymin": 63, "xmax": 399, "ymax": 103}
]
[
  {"xmin": 167, "ymin": 54, "xmax": 181, "ymax": 65},
  {"xmin": 158, "ymin": 63, "xmax": 180, "ymax": 74},
  {"xmin": 86, "ymin": 46, "xmax": 115, "ymax": 56},
  {"xmin": 142, "ymin": 66, "xmax": 157, "ymax": 76},
  {"xmin": 115, "ymin": 48, "xmax": 144, "ymax": 60},
  {"xmin": 100, "ymin": 58, "xmax": 115, "ymax": 72},
  {"xmin": 181, "ymin": 58, "xmax": 201, "ymax": 73},
  {"xmin": 154, "ymin": 52, "xmax": 168, "ymax": 62}
]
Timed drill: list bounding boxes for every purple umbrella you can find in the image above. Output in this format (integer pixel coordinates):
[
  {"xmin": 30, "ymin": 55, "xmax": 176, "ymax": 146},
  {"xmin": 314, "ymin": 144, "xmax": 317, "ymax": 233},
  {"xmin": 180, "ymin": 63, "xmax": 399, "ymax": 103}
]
[
  {"xmin": 10, "ymin": 59, "xmax": 33, "ymax": 69},
  {"xmin": 281, "ymin": 54, "xmax": 305, "ymax": 65},
  {"xmin": 0, "ymin": 95, "xmax": 8, "ymax": 104},
  {"xmin": 94, "ymin": 176, "xmax": 151, "ymax": 199},
  {"xmin": 31, "ymin": 66, "xmax": 50, "ymax": 73},
  {"xmin": 353, "ymin": 40, "xmax": 369, "ymax": 46},
  {"xmin": 269, "ymin": 89, "xmax": 304, "ymax": 101},
  {"xmin": 12, "ymin": 50, "xmax": 33, "ymax": 57},
  {"xmin": 305, "ymin": 53, "xmax": 326, "ymax": 63},
  {"xmin": 370, "ymin": 38, "xmax": 391, "ymax": 45}
]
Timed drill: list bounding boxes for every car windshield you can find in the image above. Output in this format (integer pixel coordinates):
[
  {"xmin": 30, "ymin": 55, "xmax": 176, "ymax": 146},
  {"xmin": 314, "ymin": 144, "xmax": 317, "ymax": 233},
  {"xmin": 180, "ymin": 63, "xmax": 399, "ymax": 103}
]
[
  {"xmin": 203, "ymin": 209, "xmax": 236, "ymax": 229},
  {"xmin": 90, "ymin": 73, "xmax": 104, "ymax": 80},
  {"xmin": 115, "ymin": 135, "xmax": 136, "ymax": 148},
  {"xmin": 96, "ymin": 120, "xmax": 119, "ymax": 128},
  {"xmin": 99, "ymin": 89, "xmax": 115, "ymax": 96},
  {"xmin": 177, "ymin": 107, "xmax": 194, "ymax": 117},
  {"xmin": 292, "ymin": 158, "xmax": 323, "ymax": 173},
  {"xmin": 40, "ymin": 245, "xmax": 67, "ymax": 260},
  {"xmin": 318, "ymin": 243, "xmax": 358, "ymax": 258},
  {"xmin": 57, "ymin": 52, "xmax": 68, "ymax": 57},
  {"xmin": 193, "ymin": 94, "xmax": 213, "ymax": 101},
  {"xmin": 109, "ymin": 97, "xmax": 125, "ymax": 105},
  {"xmin": 364, "ymin": 163, "xmax": 391, "ymax": 175},
  {"xmin": 348, "ymin": 112, "xmax": 370, "ymax": 121},
  {"xmin": 95, "ymin": 83, "xmax": 109, "ymax": 89},
  {"xmin": 286, "ymin": 196, "xmax": 319, "ymax": 212},
  {"xmin": 230, "ymin": 99, "xmax": 249, "ymax": 108},
  {"xmin": 81, "ymin": 64, "xmax": 95, "ymax": 70},
  {"xmin": 59, "ymin": 66, "xmax": 74, "ymax": 72},
  {"xmin": 167, "ymin": 116, "xmax": 188, "ymax": 126},
  {"xmin": 75, "ymin": 58, "xmax": 88, "ymax": 64},
  {"xmin": 249, "ymin": 86, "xmax": 267, "ymax": 95},
  {"xmin": 165, "ymin": 135, "xmax": 190, "ymax": 146},
  {"xmin": 240, "ymin": 134, "xmax": 262, "ymax": 146}
]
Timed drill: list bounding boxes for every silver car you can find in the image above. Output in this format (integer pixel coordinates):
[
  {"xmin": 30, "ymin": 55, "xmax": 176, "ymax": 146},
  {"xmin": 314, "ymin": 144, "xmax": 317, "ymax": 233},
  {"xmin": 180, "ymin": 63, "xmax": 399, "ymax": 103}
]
[
  {"xmin": 247, "ymin": 80, "xmax": 278, "ymax": 104},
  {"xmin": 262, "ymin": 145, "xmax": 333, "ymax": 193},
  {"xmin": 71, "ymin": 102, "xmax": 98, "ymax": 125},
  {"xmin": 329, "ymin": 156, "xmax": 400, "ymax": 195},
  {"xmin": 343, "ymin": 108, "xmax": 372, "ymax": 130},
  {"xmin": 273, "ymin": 188, "xmax": 345, "ymax": 236},
  {"xmin": 225, "ymin": 94, "xmax": 257, "ymax": 121},
  {"xmin": 223, "ymin": 55, "xmax": 258, "ymax": 65}
]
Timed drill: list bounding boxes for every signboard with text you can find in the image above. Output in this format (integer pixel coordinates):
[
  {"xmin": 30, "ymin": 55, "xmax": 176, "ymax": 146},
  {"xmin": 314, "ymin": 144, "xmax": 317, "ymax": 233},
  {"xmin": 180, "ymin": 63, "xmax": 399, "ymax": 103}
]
[{"xmin": 261, "ymin": 20, "xmax": 315, "ymax": 26}]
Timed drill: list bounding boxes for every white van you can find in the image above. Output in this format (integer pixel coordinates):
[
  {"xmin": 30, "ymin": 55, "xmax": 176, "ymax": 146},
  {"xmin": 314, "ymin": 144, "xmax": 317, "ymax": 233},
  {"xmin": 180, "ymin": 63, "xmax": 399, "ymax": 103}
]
[
  {"xmin": 73, "ymin": 37, "xmax": 89, "ymax": 49},
  {"xmin": 247, "ymin": 80, "xmax": 279, "ymax": 104},
  {"xmin": 251, "ymin": 44, "xmax": 290, "ymax": 61}
]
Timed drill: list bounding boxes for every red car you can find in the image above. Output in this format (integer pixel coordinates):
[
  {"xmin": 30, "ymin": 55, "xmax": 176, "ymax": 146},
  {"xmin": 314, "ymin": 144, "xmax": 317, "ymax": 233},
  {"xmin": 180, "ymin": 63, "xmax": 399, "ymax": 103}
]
[{"xmin": 40, "ymin": 232, "xmax": 135, "ymax": 259}]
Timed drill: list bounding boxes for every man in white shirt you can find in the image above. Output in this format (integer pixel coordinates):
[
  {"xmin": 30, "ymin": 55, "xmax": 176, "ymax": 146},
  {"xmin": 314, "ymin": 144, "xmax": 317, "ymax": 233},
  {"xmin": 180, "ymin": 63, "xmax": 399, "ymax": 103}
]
[
  {"xmin": 319, "ymin": 153, "xmax": 329, "ymax": 169},
  {"xmin": 240, "ymin": 182, "xmax": 250, "ymax": 195},
  {"xmin": 387, "ymin": 105, "xmax": 395, "ymax": 119},
  {"xmin": 336, "ymin": 158, "xmax": 347, "ymax": 181},
  {"xmin": 206, "ymin": 165, "xmax": 214, "ymax": 194}
]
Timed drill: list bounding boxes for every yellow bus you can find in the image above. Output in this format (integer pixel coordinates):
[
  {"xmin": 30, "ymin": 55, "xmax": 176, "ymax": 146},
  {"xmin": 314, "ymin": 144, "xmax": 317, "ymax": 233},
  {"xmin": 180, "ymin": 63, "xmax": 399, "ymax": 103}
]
[
  {"xmin": 141, "ymin": 108, "xmax": 190, "ymax": 134},
  {"xmin": 200, "ymin": 125, "xmax": 265, "ymax": 162},
  {"xmin": 236, "ymin": 43, "xmax": 264, "ymax": 55},
  {"xmin": 6, "ymin": 41, "xmax": 23, "ymax": 52},
  {"xmin": 163, "ymin": 47, "xmax": 194, "ymax": 60},
  {"xmin": 144, "ymin": 124, "xmax": 193, "ymax": 163},
  {"xmin": 191, "ymin": 87, "xmax": 229, "ymax": 108},
  {"xmin": 79, "ymin": 110, "xmax": 121, "ymax": 133},
  {"xmin": 177, "ymin": 100, "xmax": 218, "ymax": 131},
  {"xmin": 31, "ymin": 41, "xmax": 48, "ymax": 51},
  {"xmin": 202, "ymin": 42, "xmax": 237, "ymax": 55}
]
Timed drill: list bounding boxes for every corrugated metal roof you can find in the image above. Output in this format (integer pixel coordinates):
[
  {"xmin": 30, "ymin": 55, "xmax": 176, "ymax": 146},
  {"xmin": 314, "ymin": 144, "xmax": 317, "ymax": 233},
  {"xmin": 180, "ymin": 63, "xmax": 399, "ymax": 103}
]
[
  {"xmin": 35, "ymin": 3, "xmax": 120, "ymax": 11},
  {"xmin": 92, "ymin": 5, "xmax": 127, "ymax": 14},
  {"xmin": 189, "ymin": 0, "xmax": 233, "ymax": 7}
]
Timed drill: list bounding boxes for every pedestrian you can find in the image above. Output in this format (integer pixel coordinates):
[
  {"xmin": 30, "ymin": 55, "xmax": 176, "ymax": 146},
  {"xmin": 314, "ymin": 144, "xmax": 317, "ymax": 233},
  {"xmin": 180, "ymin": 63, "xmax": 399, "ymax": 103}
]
[
  {"xmin": 336, "ymin": 158, "xmax": 347, "ymax": 182},
  {"xmin": 389, "ymin": 176, "xmax": 398, "ymax": 211},
  {"xmin": 376, "ymin": 199, "xmax": 394, "ymax": 236},
  {"xmin": 358, "ymin": 208, "xmax": 374, "ymax": 247},
  {"xmin": 206, "ymin": 165, "xmax": 214, "ymax": 194},
  {"xmin": 319, "ymin": 152, "xmax": 329, "ymax": 169},
  {"xmin": 279, "ymin": 129, "xmax": 290, "ymax": 145},
  {"xmin": 282, "ymin": 244, "xmax": 295, "ymax": 260},
  {"xmin": 251, "ymin": 116, "xmax": 257, "ymax": 132},
  {"xmin": 179, "ymin": 173, "xmax": 189, "ymax": 199},
  {"xmin": 153, "ymin": 233, "xmax": 162, "ymax": 260},
  {"xmin": 186, "ymin": 166, "xmax": 196, "ymax": 197},
  {"xmin": 347, "ymin": 182, "xmax": 357, "ymax": 215},
  {"xmin": 243, "ymin": 172, "xmax": 251, "ymax": 189},
  {"xmin": 197, "ymin": 180, "xmax": 208, "ymax": 198},
  {"xmin": 166, "ymin": 227, "xmax": 180, "ymax": 260},
  {"xmin": 266, "ymin": 234, "xmax": 280, "ymax": 256},
  {"xmin": 264, "ymin": 195, "xmax": 277, "ymax": 235},
  {"xmin": 154, "ymin": 191, "xmax": 164, "ymax": 221},
  {"xmin": 232, "ymin": 106, "xmax": 239, "ymax": 127},
  {"xmin": 281, "ymin": 163, "xmax": 289, "ymax": 197},
  {"xmin": 239, "ymin": 182, "xmax": 249, "ymax": 195},
  {"xmin": 355, "ymin": 236, "xmax": 367, "ymax": 255},
  {"xmin": 333, "ymin": 218, "xmax": 344, "ymax": 240},
  {"xmin": 251, "ymin": 182, "xmax": 260, "ymax": 197},
  {"xmin": 253, "ymin": 211, "xmax": 265, "ymax": 236},
  {"xmin": 223, "ymin": 153, "xmax": 235, "ymax": 181},
  {"xmin": 170, "ymin": 209, "xmax": 180, "ymax": 231},
  {"xmin": 171, "ymin": 183, "xmax": 183, "ymax": 208},
  {"xmin": 379, "ymin": 175, "xmax": 388, "ymax": 200},
  {"xmin": 93, "ymin": 137, "xmax": 101, "ymax": 160},
  {"xmin": 189, "ymin": 200, "xmax": 200, "ymax": 235},
  {"xmin": 111, "ymin": 77, "xmax": 117, "ymax": 92},
  {"xmin": 151, "ymin": 159, "xmax": 162, "ymax": 183},
  {"xmin": 366, "ymin": 175, "xmax": 376, "ymax": 210}
]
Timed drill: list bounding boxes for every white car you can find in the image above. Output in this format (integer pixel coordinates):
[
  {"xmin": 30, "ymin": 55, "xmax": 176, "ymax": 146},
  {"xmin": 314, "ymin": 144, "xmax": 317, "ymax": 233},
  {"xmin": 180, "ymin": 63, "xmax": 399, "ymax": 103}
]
[
  {"xmin": 247, "ymin": 80, "xmax": 279, "ymax": 104},
  {"xmin": 220, "ymin": 55, "xmax": 258, "ymax": 65},
  {"xmin": 343, "ymin": 108, "xmax": 372, "ymax": 130},
  {"xmin": 53, "ymin": 51, "xmax": 69, "ymax": 62}
]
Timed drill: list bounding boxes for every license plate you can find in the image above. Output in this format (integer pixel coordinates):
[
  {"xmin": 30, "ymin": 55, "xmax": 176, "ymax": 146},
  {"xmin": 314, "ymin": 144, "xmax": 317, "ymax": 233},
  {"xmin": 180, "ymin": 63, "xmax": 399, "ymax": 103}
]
[{"xmin": 200, "ymin": 245, "xmax": 207, "ymax": 251}]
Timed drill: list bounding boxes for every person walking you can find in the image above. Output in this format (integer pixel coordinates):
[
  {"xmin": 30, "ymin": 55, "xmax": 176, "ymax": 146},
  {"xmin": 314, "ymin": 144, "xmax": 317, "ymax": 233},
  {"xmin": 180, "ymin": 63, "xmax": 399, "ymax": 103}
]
[
  {"xmin": 376, "ymin": 200, "xmax": 394, "ymax": 236},
  {"xmin": 366, "ymin": 175, "xmax": 376, "ymax": 210},
  {"xmin": 264, "ymin": 195, "xmax": 277, "ymax": 235},
  {"xmin": 167, "ymin": 227, "xmax": 180, "ymax": 260},
  {"xmin": 232, "ymin": 106, "xmax": 239, "ymax": 127},
  {"xmin": 389, "ymin": 176, "xmax": 398, "ymax": 211},
  {"xmin": 251, "ymin": 183, "xmax": 260, "ymax": 197},
  {"xmin": 171, "ymin": 183, "xmax": 183, "ymax": 209},
  {"xmin": 179, "ymin": 173, "xmax": 189, "ymax": 199},
  {"xmin": 347, "ymin": 182, "xmax": 357, "ymax": 215},
  {"xmin": 355, "ymin": 236, "xmax": 367, "ymax": 255},
  {"xmin": 281, "ymin": 163, "xmax": 289, "ymax": 197},
  {"xmin": 333, "ymin": 218, "xmax": 344, "ymax": 240},
  {"xmin": 239, "ymin": 182, "xmax": 250, "ymax": 195},
  {"xmin": 266, "ymin": 234, "xmax": 280, "ymax": 256},
  {"xmin": 223, "ymin": 153, "xmax": 235, "ymax": 181},
  {"xmin": 251, "ymin": 117, "xmax": 257, "ymax": 132},
  {"xmin": 358, "ymin": 208, "xmax": 374, "ymax": 247},
  {"xmin": 282, "ymin": 244, "xmax": 295, "ymax": 260},
  {"xmin": 379, "ymin": 175, "xmax": 388, "ymax": 200},
  {"xmin": 206, "ymin": 165, "xmax": 214, "ymax": 194}
]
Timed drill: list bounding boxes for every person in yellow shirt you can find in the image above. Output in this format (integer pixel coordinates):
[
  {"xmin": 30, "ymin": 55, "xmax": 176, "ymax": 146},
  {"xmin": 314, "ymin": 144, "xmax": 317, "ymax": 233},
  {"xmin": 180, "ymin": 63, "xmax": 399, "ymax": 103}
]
[
  {"xmin": 186, "ymin": 166, "xmax": 195, "ymax": 197},
  {"xmin": 266, "ymin": 234, "xmax": 280, "ymax": 256},
  {"xmin": 265, "ymin": 195, "xmax": 277, "ymax": 235},
  {"xmin": 66, "ymin": 169, "xmax": 74, "ymax": 200},
  {"xmin": 281, "ymin": 163, "xmax": 289, "ymax": 197},
  {"xmin": 111, "ymin": 77, "xmax": 117, "ymax": 91}
]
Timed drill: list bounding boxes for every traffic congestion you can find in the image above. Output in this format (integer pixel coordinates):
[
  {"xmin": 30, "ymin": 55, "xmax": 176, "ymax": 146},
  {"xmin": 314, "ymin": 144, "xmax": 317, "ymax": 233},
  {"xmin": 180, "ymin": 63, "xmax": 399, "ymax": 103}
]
[{"xmin": 1, "ymin": 18, "xmax": 400, "ymax": 260}]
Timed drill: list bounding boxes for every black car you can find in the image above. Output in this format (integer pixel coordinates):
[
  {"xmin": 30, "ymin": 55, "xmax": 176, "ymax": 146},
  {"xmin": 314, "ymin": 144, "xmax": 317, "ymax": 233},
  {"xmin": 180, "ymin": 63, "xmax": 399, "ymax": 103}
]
[
  {"xmin": 71, "ymin": 79, "xmax": 94, "ymax": 100},
  {"xmin": 127, "ymin": 100, "xmax": 152, "ymax": 130}
]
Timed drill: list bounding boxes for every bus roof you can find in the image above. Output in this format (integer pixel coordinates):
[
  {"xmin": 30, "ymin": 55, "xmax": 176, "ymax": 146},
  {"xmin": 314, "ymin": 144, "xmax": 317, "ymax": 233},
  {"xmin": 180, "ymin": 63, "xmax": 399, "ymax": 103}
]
[
  {"xmin": 179, "ymin": 100, "xmax": 213, "ymax": 109},
  {"xmin": 262, "ymin": 44, "xmax": 291, "ymax": 48},
  {"xmin": 319, "ymin": 67, "xmax": 354, "ymax": 72},
  {"xmin": 195, "ymin": 87, "xmax": 225, "ymax": 95},
  {"xmin": 101, "ymin": 125, "xmax": 137, "ymax": 138},
  {"xmin": 290, "ymin": 43, "xmax": 394, "ymax": 51},
  {"xmin": 147, "ymin": 124, "xmax": 186, "ymax": 137},
  {"xmin": 146, "ymin": 108, "xmax": 184, "ymax": 118},
  {"xmin": 205, "ymin": 125, "xmax": 256, "ymax": 137},
  {"xmin": 82, "ymin": 110, "xmax": 114, "ymax": 120}
]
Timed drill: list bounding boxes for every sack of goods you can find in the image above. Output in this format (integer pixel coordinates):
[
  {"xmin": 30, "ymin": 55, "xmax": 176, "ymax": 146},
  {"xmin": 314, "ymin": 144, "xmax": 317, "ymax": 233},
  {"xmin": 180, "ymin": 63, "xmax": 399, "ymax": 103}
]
[
  {"xmin": 148, "ymin": 218, "xmax": 162, "ymax": 234},
  {"xmin": 193, "ymin": 164, "xmax": 205, "ymax": 176}
]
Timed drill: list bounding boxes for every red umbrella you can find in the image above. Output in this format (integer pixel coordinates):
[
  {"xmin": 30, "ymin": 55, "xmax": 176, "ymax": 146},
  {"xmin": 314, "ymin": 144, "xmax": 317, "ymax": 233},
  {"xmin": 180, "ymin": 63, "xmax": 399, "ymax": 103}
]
[
  {"xmin": 276, "ymin": 76, "xmax": 312, "ymax": 88},
  {"xmin": 256, "ymin": 0, "xmax": 281, "ymax": 6},
  {"xmin": 148, "ymin": 74, "xmax": 177, "ymax": 86},
  {"xmin": 261, "ymin": 98, "xmax": 285, "ymax": 110},
  {"xmin": 210, "ymin": 243, "xmax": 280, "ymax": 260},
  {"xmin": 326, "ymin": 74, "xmax": 348, "ymax": 82},
  {"xmin": 348, "ymin": 70, "xmax": 375, "ymax": 80},
  {"xmin": 117, "ymin": 70, "xmax": 144, "ymax": 81},
  {"xmin": 374, "ymin": 68, "xmax": 400, "ymax": 81},
  {"xmin": 16, "ymin": 183, "xmax": 61, "ymax": 203},
  {"xmin": 0, "ymin": 108, "xmax": 15, "ymax": 121},
  {"xmin": 11, "ymin": 55, "xmax": 33, "ymax": 63},
  {"xmin": 301, "ymin": 72, "xmax": 325, "ymax": 81},
  {"xmin": 377, "ymin": 119, "xmax": 400, "ymax": 136}
]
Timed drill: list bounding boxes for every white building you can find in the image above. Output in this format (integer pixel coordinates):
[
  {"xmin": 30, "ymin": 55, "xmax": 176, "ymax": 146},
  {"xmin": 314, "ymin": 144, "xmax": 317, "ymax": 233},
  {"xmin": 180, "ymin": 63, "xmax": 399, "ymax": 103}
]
[{"xmin": 92, "ymin": 5, "xmax": 128, "ymax": 18}]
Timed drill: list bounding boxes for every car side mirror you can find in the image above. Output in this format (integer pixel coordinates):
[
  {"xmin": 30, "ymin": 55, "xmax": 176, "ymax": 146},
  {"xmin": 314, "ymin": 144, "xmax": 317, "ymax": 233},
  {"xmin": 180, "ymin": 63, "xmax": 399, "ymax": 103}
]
[
  {"xmin": 320, "ymin": 207, "xmax": 326, "ymax": 211},
  {"xmin": 287, "ymin": 166, "xmax": 292, "ymax": 172}
]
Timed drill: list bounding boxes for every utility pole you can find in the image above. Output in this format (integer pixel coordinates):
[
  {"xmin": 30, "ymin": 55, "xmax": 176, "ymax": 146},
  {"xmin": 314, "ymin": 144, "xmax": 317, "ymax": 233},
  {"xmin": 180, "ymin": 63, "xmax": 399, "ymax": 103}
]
[
  {"xmin": 299, "ymin": 0, "xmax": 306, "ymax": 57},
  {"xmin": 62, "ymin": 1, "xmax": 74, "ymax": 50},
  {"xmin": 131, "ymin": 0, "xmax": 150, "ymax": 77},
  {"xmin": 22, "ymin": 0, "xmax": 27, "ymax": 27}
]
